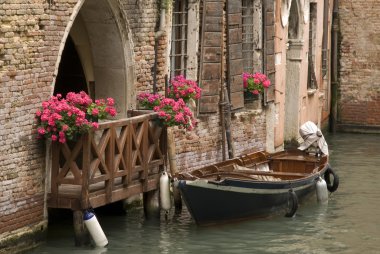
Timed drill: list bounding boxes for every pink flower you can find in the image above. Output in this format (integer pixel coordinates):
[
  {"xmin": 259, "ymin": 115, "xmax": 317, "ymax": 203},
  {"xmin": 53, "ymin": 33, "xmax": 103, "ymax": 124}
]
[
  {"xmin": 108, "ymin": 108, "xmax": 116, "ymax": 116},
  {"xmin": 243, "ymin": 72, "xmax": 270, "ymax": 95},
  {"xmin": 167, "ymin": 75, "xmax": 202, "ymax": 103},
  {"xmin": 107, "ymin": 98, "xmax": 115, "ymax": 106},
  {"xmin": 158, "ymin": 111, "xmax": 167, "ymax": 117},
  {"xmin": 35, "ymin": 92, "xmax": 117, "ymax": 143},
  {"xmin": 92, "ymin": 108, "xmax": 99, "ymax": 116},
  {"xmin": 38, "ymin": 128, "xmax": 46, "ymax": 135},
  {"xmin": 153, "ymin": 97, "xmax": 197, "ymax": 131},
  {"xmin": 174, "ymin": 112, "xmax": 185, "ymax": 123}
]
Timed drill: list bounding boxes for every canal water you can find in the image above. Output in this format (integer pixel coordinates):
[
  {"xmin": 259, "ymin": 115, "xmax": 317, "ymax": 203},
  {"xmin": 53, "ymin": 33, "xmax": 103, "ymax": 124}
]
[{"xmin": 29, "ymin": 133, "xmax": 380, "ymax": 254}]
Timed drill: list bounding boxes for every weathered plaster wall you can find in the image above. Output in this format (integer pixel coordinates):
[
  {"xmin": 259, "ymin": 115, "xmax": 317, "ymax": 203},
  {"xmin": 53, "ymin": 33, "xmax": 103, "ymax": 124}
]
[
  {"xmin": 338, "ymin": 0, "xmax": 380, "ymax": 131},
  {"xmin": 273, "ymin": 0, "xmax": 332, "ymax": 147}
]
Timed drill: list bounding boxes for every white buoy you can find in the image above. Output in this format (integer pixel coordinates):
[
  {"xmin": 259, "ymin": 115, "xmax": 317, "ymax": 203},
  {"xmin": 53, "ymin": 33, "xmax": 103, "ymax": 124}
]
[
  {"xmin": 316, "ymin": 177, "xmax": 329, "ymax": 203},
  {"xmin": 160, "ymin": 171, "xmax": 171, "ymax": 211},
  {"xmin": 83, "ymin": 210, "xmax": 108, "ymax": 247}
]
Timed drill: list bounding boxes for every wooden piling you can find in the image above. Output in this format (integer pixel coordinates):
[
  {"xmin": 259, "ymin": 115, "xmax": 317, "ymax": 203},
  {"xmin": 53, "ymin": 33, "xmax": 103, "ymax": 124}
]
[
  {"xmin": 167, "ymin": 128, "xmax": 182, "ymax": 212},
  {"xmin": 143, "ymin": 189, "xmax": 160, "ymax": 219},
  {"xmin": 73, "ymin": 210, "xmax": 90, "ymax": 246}
]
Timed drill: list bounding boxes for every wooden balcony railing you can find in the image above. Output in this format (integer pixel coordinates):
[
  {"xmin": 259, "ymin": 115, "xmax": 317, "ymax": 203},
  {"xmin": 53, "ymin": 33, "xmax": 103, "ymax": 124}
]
[{"xmin": 48, "ymin": 111, "xmax": 166, "ymax": 210}]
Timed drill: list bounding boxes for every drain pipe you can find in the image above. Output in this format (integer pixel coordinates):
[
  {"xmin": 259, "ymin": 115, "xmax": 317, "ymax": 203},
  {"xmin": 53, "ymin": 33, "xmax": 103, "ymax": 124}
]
[{"xmin": 153, "ymin": 1, "xmax": 167, "ymax": 94}]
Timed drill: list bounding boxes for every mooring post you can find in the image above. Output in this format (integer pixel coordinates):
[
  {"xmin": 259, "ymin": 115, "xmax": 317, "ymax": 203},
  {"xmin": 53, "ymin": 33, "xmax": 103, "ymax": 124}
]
[
  {"xmin": 143, "ymin": 190, "xmax": 160, "ymax": 219},
  {"xmin": 73, "ymin": 210, "xmax": 90, "ymax": 246},
  {"xmin": 167, "ymin": 128, "xmax": 182, "ymax": 212}
]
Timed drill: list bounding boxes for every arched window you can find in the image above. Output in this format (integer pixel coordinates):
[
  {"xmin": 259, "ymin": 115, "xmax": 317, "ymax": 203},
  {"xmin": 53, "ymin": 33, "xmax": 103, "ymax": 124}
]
[{"xmin": 288, "ymin": 0, "xmax": 300, "ymax": 39}]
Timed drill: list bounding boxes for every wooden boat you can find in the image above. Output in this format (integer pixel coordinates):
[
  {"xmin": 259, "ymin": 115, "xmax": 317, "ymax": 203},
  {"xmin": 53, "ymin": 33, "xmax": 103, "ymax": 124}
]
[{"xmin": 176, "ymin": 149, "xmax": 339, "ymax": 225}]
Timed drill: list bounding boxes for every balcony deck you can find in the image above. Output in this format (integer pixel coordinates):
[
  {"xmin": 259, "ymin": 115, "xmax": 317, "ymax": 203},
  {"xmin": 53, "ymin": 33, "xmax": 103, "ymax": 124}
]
[{"xmin": 47, "ymin": 111, "xmax": 166, "ymax": 211}]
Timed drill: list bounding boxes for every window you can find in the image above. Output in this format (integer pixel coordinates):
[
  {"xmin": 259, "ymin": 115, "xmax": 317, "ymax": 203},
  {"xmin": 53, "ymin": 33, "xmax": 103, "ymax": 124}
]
[
  {"xmin": 170, "ymin": 0, "xmax": 188, "ymax": 78},
  {"xmin": 242, "ymin": 0, "xmax": 263, "ymax": 73}
]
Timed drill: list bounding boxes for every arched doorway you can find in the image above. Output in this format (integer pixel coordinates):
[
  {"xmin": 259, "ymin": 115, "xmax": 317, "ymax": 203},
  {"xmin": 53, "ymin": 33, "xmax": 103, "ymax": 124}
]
[
  {"xmin": 54, "ymin": 36, "xmax": 88, "ymax": 97},
  {"xmin": 54, "ymin": 0, "xmax": 135, "ymax": 117},
  {"xmin": 284, "ymin": 0, "xmax": 303, "ymax": 145}
]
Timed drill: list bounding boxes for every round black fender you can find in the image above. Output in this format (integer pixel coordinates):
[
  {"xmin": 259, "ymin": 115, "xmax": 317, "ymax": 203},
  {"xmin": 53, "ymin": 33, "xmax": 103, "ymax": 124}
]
[
  {"xmin": 324, "ymin": 165, "xmax": 339, "ymax": 193},
  {"xmin": 285, "ymin": 189, "xmax": 298, "ymax": 218}
]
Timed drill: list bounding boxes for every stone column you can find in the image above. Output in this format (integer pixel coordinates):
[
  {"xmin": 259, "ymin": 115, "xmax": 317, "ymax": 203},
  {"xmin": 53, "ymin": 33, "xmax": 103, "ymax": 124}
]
[{"xmin": 284, "ymin": 39, "xmax": 303, "ymax": 143}]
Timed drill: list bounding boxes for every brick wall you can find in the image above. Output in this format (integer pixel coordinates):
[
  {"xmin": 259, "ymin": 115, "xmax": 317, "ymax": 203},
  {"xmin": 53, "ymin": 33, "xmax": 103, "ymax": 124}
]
[
  {"xmin": 338, "ymin": 0, "xmax": 380, "ymax": 129},
  {"xmin": 122, "ymin": 0, "xmax": 166, "ymax": 93},
  {"xmin": 0, "ymin": 0, "xmax": 268, "ymax": 251},
  {"xmin": 0, "ymin": 0, "xmax": 78, "ymax": 249},
  {"xmin": 175, "ymin": 110, "xmax": 266, "ymax": 171}
]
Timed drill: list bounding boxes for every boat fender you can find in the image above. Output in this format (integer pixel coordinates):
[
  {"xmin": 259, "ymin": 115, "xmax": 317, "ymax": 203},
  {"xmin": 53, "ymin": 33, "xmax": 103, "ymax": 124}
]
[
  {"xmin": 160, "ymin": 171, "xmax": 171, "ymax": 211},
  {"xmin": 324, "ymin": 166, "xmax": 339, "ymax": 192},
  {"xmin": 83, "ymin": 210, "xmax": 108, "ymax": 247},
  {"xmin": 285, "ymin": 189, "xmax": 298, "ymax": 217},
  {"xmin": 315, "ymin": 177, "xmax": 329, "ymax": 203}
]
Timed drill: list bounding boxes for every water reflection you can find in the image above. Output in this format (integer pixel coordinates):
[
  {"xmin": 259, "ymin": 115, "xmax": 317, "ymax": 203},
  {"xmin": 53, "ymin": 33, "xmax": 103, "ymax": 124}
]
[{"xmin": 29, "ymin": 133, "xmax": 380, "ymax": 254}]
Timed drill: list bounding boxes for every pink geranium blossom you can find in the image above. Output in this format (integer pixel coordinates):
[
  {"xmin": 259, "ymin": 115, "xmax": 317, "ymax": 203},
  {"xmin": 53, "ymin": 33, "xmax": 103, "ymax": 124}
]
[
  {"xmin": 242, "ymin": 72, "xmax": 271, "ymax": 96},
  {"xmin": 167, "ymin": 75, "xmax": 202, "ymax": 103},
  {"xmin": 153, "ymin": 98, "xmax": 197, "ymax": 131},
  {"xmin": 136, "ymin": 76, "xmax": 200, "ymax": 131},
  {"xmin": 137, "ymin": 92, "xmax": 164, "ymax": 109},
  {"xmin": 35, "ymin": 91, "xmax": 117, "ymax": 143}
]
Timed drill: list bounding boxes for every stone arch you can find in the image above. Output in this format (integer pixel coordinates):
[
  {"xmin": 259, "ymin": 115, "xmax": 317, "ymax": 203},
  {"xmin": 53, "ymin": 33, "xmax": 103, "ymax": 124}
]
[
  {"xmin": 284, "ymin": 0, "xmax": 304, "ymax": 143},
  {"xmin": 53, "ymin": 0, "xmax": 136, "ymax": 117}
]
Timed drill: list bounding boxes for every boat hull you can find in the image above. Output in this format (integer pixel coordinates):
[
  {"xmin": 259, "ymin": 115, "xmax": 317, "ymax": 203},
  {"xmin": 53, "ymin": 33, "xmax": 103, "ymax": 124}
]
[{"xmin": 178, "ymin": 173, "xmax": 322, "ymax": 225}]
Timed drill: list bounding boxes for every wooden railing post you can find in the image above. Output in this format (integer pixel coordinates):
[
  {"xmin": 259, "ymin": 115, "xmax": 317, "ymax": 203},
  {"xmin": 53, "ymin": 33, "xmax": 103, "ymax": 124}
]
[
  {"xmin": 81, "ymin": 133, "xmax": 91, "ymax": 209},
  {"xmin": 105, "ymin": 127, "xmax": 115, "ymax": 203},
  {"xmin": 142, "ymin": 119, "xmax": 149, "ymax": 192},
  {"xmin": 126, "ymin": 123, "xmax": 132, "ymax": 186},
  {"xmin": 50, "ymin": 141, "xmax": 60, "ymax": 207}
]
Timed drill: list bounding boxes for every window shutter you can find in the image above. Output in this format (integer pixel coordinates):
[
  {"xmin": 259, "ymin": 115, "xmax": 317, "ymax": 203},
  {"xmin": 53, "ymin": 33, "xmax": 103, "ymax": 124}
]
[
  {"xmin": 198, "ymin": 0, "xmax": 224, "ymax": 113},
  {"xmin": 227, "ymin": 0, "xmax": 244, "ymax": 110},
  {"xmin": 263, "ymin": 0, "xmax": 275, "ymax": 103}
]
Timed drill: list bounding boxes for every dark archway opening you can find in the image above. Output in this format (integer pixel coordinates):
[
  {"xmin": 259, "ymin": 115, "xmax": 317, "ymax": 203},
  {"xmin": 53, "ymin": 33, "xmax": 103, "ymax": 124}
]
[{"xmin": 54, "ymin": 36, "xmax": 88, "ymax": 97}]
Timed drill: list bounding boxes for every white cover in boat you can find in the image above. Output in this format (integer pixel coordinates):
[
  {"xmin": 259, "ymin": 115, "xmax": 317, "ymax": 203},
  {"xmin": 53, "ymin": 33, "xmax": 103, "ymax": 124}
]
[{"xmin": 298, "ymin": 121, "xmax": 329, "ymax": 155}]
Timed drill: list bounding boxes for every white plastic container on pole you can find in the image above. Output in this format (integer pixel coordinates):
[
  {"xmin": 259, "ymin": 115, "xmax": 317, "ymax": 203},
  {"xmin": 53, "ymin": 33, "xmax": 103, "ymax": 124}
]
[
  {"xmin": 83, "ymin": 210, "xmax": 108, "ymax": 247},
  {"xmin": 160, "ymin": 171, "xmax": 171, "ymax": 211}
]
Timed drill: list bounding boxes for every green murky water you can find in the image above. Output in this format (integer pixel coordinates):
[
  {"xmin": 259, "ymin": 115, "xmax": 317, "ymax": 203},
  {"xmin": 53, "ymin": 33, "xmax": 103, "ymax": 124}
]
[{"xmin": 28, "ymin": 133, "xmax": 380, "ymax": 254}]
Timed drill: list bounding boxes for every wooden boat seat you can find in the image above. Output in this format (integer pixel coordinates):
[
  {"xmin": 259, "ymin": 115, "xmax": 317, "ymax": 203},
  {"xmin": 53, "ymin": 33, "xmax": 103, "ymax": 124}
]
[{"xmin": 201, "ymin": 172, "xmax": 281, "ymax": 182}]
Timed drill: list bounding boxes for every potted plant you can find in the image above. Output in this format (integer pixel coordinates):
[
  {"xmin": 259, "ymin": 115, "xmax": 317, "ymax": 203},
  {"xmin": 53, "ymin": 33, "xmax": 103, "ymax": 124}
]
[
  {"xmin": 153, "ymin": 98, "xmax": 197, "ymax": 131},
  {"xmin": 242, "ymin": 72, "xmax": 271, "ymax": 100},
  {"xmin": 35, "ymin": 91, "xmax": 117, "ymax": 143},
  {"xmin": 136, "ymin": 75, "xmax": 200, "ymax": 131},
  {"xmin": 167, "ymin": 75, "xmax": 201, "ymax": 107},
  {"xmin": 137, "ymin": 92, "xmax": 164, "ymax": 110}
]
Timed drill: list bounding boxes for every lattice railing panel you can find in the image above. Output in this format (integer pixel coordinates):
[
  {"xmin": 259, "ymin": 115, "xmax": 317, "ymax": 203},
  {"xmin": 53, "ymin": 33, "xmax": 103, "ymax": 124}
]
[{"xmin": 50, "ymin": 111, "xmax": 166, "ymax": 209}]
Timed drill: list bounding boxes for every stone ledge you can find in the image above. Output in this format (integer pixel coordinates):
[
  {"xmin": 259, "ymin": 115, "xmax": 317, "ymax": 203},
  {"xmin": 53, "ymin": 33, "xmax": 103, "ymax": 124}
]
[{"xmin": 0, "ymin": 220, "xmax": 47, "ymax": 254}]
